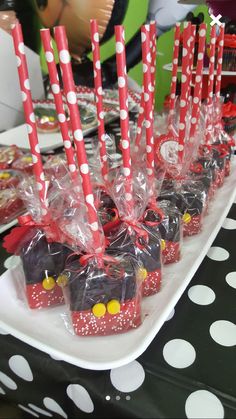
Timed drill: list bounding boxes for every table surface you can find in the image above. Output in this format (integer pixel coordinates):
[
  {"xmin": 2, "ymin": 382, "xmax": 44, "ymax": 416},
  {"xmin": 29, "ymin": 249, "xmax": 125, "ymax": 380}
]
[{"xmin": 0, "ymin": 200, "xmax": 236, "ymax": 418}]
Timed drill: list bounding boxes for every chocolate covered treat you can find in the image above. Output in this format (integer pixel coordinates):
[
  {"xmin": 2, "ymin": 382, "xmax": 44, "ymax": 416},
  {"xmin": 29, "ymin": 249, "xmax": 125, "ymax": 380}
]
[
  {"xmin": 20, "ymin": 229, "xmax": 71, "ymax": 309},
  {"xmin": 12, "ymin": 154, "xmax": 34, "ymax": 175},
  {"xmin": 159, "ymin": 180, "xmax": 207, "ymax": 237},
  {"xmin": 107, "ymin": 223, "xmax": 162, "ymax": 296},
  {"xmin": 145, "ymin": 201, "xmax": 182, "ymax": 265},
  {"xmin": 66, "ymin": 256, "xmax": 142, "ymax": 336}
]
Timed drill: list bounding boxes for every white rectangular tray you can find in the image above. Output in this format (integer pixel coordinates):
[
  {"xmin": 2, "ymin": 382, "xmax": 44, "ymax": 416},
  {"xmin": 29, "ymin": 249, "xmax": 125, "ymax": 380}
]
[{"xmin": 0, "ymin": 159, "xmax": 236, "ymax": 370}]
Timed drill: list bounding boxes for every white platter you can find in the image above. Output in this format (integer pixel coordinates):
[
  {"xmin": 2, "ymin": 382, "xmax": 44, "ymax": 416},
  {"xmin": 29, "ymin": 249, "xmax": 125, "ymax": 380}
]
[
  {"xmin": 0, "ymin": 218, "xmax": 18, "ymax": 235},
  {"xmin": 0, "ymin": 159, "xmax": 236, "ymax": 370}
]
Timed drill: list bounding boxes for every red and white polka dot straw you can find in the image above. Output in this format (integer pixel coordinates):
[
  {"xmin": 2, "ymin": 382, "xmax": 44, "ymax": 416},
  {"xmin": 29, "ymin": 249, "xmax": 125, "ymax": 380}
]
[
  {"xmin": 115, "ymin": 25, "xmax": 133, "ymax": 206},
  {"xmin": 206, "ymin": 25, "xmax": 216, "ymax": 143},
  {"xmin": 134, "ymin": 96, "xmax": 145, "ymax": 149},
  {"xmin": 187, "ymin": 25, "xmax": 196, "ymax": 100},
  {"xmin": 54, "ymin": 26, "xmax": 102, "ymax": 250},
  {"xmin": 169, "ymin": 23, "xmax": 181, "ymax": 116},
  {"xmin": 40, "ymin": 29, "xmax": 77, "ymax": 180},
  {"xmin": 215, "ymin": 24, "xmax": 225, "ymax": 99},
  {"xmin": 90, "ymin": 19, "xmax": 108, "ymax": 181},
  {"xmin": 12, "ymin": 23, "xmax": 49, "ymax": 219},
  {"xmin": 207, "ymin": 25, "xmax": 217, "ymax": 106},
  {"xmin": 189, "ymin": 23, "xmax": 207, "ymax": 139},
  {"xmin": 141, "ymin": 25, "xmax": 155, "ymax": 200},
  {"xmin": 178, "ymin": 21, "xmax": 191, "ymax": 163},
  {"xmin": 150, "ymin": 21, "xmax": 156, "ymax": 112}
]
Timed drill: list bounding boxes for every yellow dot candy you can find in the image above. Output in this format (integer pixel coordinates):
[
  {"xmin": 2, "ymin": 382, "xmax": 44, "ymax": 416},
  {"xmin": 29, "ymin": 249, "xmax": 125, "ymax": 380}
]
[
  {"xmin": 56, "ymin": 274, "xmax": 68, "ymax": 287},
  {"xmin": 92, "ymin": 303, "xmax": 106, "ymax": 318},
  {"xmin": 0, "ymin": 172, "xmax": 11, "ymax": 179},
  {"xmin": 137, "ymin": 267, "xmax": 148, "ymax": 281},
  {"xmin": 22, "ymin": 156, "xmax": 33, "ymax": 163},
  {"xmin": 161, "ymin": 239, "xmax": 166, "ymax": 251},
  {"xmin": 107, "ymin": 299, "xmax": 121, "ymax": 315},
  {"xmin": 182, "ymin": 213, "xmax": 192, "ymax": 224},
  {"xmin": 42, "ymin": 276, "xmax": 56, "ymax": 291}
]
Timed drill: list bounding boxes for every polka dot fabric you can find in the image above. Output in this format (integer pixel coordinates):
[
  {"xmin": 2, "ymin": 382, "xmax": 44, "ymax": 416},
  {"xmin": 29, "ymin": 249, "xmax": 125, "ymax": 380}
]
[
  {"xmin": 90, "ymin": 20, "xmax": 108, "ymax": 180},
  {"xmin": 40, "ymin": 29, "xmax": 77, "ymax": 178},
  {"xmin": 12, "ymin": 24, "xmax": 48, "ymax": 217},
  {"xmin": 215, "ymin": 25, "xmax": 225, "ymax": 99}
]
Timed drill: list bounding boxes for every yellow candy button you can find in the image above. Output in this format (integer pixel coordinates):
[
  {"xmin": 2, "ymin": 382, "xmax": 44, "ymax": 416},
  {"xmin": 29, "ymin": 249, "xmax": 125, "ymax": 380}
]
[
  {"xmin": 161, "ymin": 239, "xmax": 166, "ymax": 251},
  {"xmin": 137, "ymin": 267, "xmax": 148, "ymax": 281},
  {"xmin": 182, "ymin": 213, "xmax": 192, "ymax": 224},
  {"xmin": 56, "ymin": 274, "xmax": 68, "ymax": 287},
  {"xmin": 22, "ymin": 156, "xmax": 33, "ymax": 163},
  {"xmin": 92, "ymin": 303, "xmax": 106, "ymax": 318},
  {"xmin": 42, "ymin": 276, "xmax": 56, "ymax": 291},
  {"xmin": 107, "ymin": 299, "xmax": 121, "ymax": 315},
  {"xmin": 0, "ymin": 172, "xmax": 10, "ymax": 179}
]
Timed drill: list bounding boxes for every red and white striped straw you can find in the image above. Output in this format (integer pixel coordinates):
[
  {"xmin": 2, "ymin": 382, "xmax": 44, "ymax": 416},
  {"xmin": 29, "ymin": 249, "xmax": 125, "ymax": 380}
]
[
  {"xmin": 207, "ymin": 25, "xmax": 217, "ymax": 105},
  {"xmin": 215, "ymin": 24, "xmax": 225, "ymax": 99},
  {"xmin": 169, "ymin": 23, "xmax": 181, "ymax": 116},
  {"xmin": 54, "ymin": 26, "xmax": 102, "ymax": 250},
  {"xmin": 40, "ymin": 29, "xmax": 77, "ymax": 180},
  {"xmin": 115, "ymin": 25, "xmax": 133, "ymax": 206},
  {"xmin": 12, "ymin": 23, "xmax": 49, "ymax": 219},
  {"xmin": 150, "ymin": 21, "xmax": 157, "ymax": 112},
  {"xmin": 141, "ymin": 25, "xmax": 155, "ymax": 201},
  {"xmin": 90, "ymin": 19, "xmax": 108, "ymax": 181},
  {"xmin": 189, "ymin": 23, "xmax": 207, "ymax": 138},
  {"xmin": 178, "ymin": 21, "xmax": 191, "ymax": 162}
]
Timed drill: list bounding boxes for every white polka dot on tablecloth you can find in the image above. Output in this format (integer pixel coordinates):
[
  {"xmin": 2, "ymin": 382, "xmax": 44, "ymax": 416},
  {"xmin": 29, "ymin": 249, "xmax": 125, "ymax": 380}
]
[
  {"xmin": 207, "ymin": 247, "xmax": 229, "ymax": 262},
  {"xmin": 163, "ymin": 339, "xmax": 196, "ymax": 369},
  {"xmin": 4, "ymin": 256, "xmax": 20, "ymax": 270},
  {"xmin": 225, "ymin": 272, "xmax": 236, "ymax": 289},
  {"xmin": 28, "ymin": 404, "xmax": 52, "ymax": 417},
  {"xmin": 0, "ymin": 327, "xmax": 9, "ymax": 335},
  {"xmin": 0, "ymin": 371, "xmax": 17, "ymax": 390},
  {"xmin": 66, "ymin": 384, "xmax": 94, "ymax": 413},
  {"xmin": 8, "ymin": 355, "xmax": 33, "ymax": 382},
  {"xmin": 110, "ymin": 361, "xmax": 145, "ymax": 393},
  {"xmin": 222, "ymin": 218, "xmax": 236, "ymax": 230},
  {"xmin": 43, "ymin": 398, "xmax": 67, "ymax": 419},
  {"xmin": 0, "ymin": 386, "xmax": 5, "ymax": 395},
  {"xmin": 185, "ymin": 390, "xmax": 224, "ymax": 418},
  {"xmin": 18, "ymin": 405, "xmax": 39, "ymax": 417},
  {"xmin": 210, "ymin": 320, "xmax": 236, "ymax": 347},
  {"xmin": 166, "ymin": 309, "xmax": 175, "ymax": 321},
  {"xmin": 188, "ymin": 285, "xmax": 215, "ymax": 306}
]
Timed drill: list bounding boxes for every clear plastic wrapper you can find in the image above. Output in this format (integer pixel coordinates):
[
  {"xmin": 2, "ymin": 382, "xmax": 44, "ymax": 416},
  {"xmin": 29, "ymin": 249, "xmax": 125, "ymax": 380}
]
[
  {"xmin": 12, "ymin": 154, "xmax": 34, "ymax": 175},
  {"xmin": 0, "ymin": 169, "xmax": 22, "ymax": 190},
  {"xmin": 107, "ymin": 168, "xmax": 162, "ymax": 296},
  {"xmin": 0, "ymin": 145, "xmax": 22, "ymax": 169},
  {"xmin": 43, "ymin": 153, "xmax": 68, "ymax": 181},
  {"xmin": 159, "ymin": 179, "xmax": 207, "ymax": 237},
  {"xmin": 0, "ymin": 188, "xmax": 24, "ymax": 224}
]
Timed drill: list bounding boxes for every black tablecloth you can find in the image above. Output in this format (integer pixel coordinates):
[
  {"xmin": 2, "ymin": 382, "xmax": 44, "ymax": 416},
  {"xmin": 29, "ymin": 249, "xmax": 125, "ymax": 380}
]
[{"xmin": 0, "ymin": 201, "xmax": 235, "ymax": 418}]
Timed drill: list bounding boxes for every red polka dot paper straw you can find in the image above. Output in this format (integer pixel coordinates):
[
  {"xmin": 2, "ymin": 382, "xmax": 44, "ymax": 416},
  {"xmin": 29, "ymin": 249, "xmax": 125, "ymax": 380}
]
[
  {"xmin": 207, "ymin": 25, "xmax": 217, "ymax": 106},
  {"xmin": 150, "ymin": 21, "xmax": 157, "ymax": 112},
  {"xmin": 90, "ymin": 19, "xmax": 108, "ymax": 181},
  {"xmin": 215, "ymin": 24, "xmax": 225, "ymax": 99},
  {"xmin": 169, "ymin": 23, "xmax": 181, "ymax": 116},
  {"xmin": 12, "ymin": 23, "xmax": 48, "ymax": 219},
  {"xmin": 115, "ymin": 25, "xmax": 133, "ymax": 206},
  {"xmin": 189, "ymin": 23, "xmax": 207, "ymax": 139},
  {"xmin": 206, "ymin": 25, "xmax": 216, "ymax": 143},
  {"xmin": 40, "ymin": 29, "xmax": 77, "ymax": 180},
  {"xmin": 54, "ymin": 26, "xmax": 102, "ymax": 250},
  {"xmin": 178, "ymin": 21, "xmax": 191, "ymax": 163},
  {"xmin": 141, "ymin": 25, "xmax": 155, "ymax": 200},
  {"xmin": 134, "ymin": 96, "xmax": 144, "ymax": 149},
  {"xmin": 187, "ymin": 25, "xmax": 196, "ymax": 100}
]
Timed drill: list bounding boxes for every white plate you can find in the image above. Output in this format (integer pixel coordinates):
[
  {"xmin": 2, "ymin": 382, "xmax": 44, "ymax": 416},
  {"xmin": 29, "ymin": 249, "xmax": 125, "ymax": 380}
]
[{"xmin": 0, "ymin": 159, "xmax": 236, "ymax": 370}]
